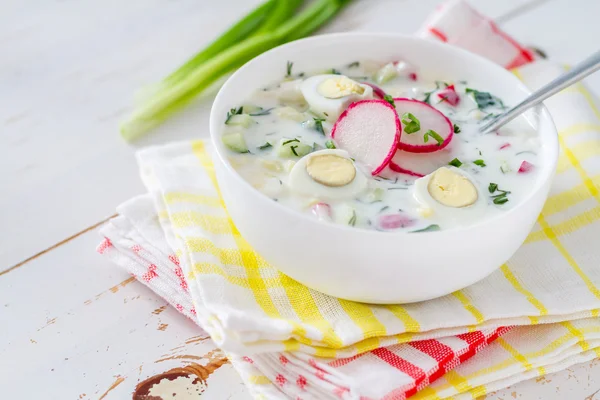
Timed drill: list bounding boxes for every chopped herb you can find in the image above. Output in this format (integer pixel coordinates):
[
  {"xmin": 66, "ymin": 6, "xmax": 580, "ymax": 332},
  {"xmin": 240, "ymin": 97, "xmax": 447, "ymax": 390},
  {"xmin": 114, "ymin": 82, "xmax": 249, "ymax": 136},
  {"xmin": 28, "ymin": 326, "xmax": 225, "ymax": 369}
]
[
  {"xmin": 350, "ymin": 157, "xmax": 355, "ymax": 162},
  {"xmin": 325, "ymin": 140, "xmax": 336, "ymax": 149},
  {"xmin": 435, "ymin": 81, "xmax": 449, "ymax": 89},
  {"xmin": 258, "ymin": 142, "xmax": 272, "ymax": 150},
  {"xmin": 465, "ymin": 88, "xmax": 505, "ymax": 110},
  {"xmin": 423, "ymin": 91, "xmax": 433, "ymax": 104},
  {"xmin": 224, "ymin": 106, "xmax": 243, "ymax": 124},
  {"xmin": 290, "ymin": 145, "xmax": 299, "ymax": 156},
  {"xmin": 323, "ymin": 112, "xmax": 329, "ymax": 117},
  {"xmin": 478, "ymin": 150, "xmax": 482, "ymax": 156},
  {"xmin": 437, "ymin": 95, "xmax": 449, "ymax": 104},
  {"xmin": 282, "ymin": 138, "xmax": 300, "ymax": 145},
  {"xmin": 249, "ymin": 107, "xmax": 274, "ymax": 116},
  {"xmin": 298, "ymin": 72, "xmax": 305, "ymax": 78},
  {"xmin": 286, "ymin": 61, "xmax": 293, "ymax": 77},
  {"xmin": 488, "ymin": 183, "xmax": 498, "ymax": 193},
  {"xmin": 387, "ymin": 187, "xmax": 408, "ymax": 190},
  {"xmin": 348, "ymin": 210, "xmax": 357, "ymax": 226},
  {"xmin": 449, "ymin": 158, "xmax": 463, "ymax": 168},
  {"xmin": 453, "ymin": 124, "xmax": 461, "ymax": 133},
  {"xmin": 313, "ymin": 117, "xmax": 326, "ymax": 135},
  {"xmin": 423, "ymin": 129, "xmax": 444, "ymax": 146},
  {"xmin": 348, "ymin": 61, "xmax": 360, "ymax": 68},
  {"xmin": 383, "ymin": 94, "xmax": 396, "ymax": 109},
  {"xmin": 379, "ymin": 205, "xmax": 390, "ymax": 213},
  {"xmin": 329, "ymin": 68, "xmax": 342, "ymax": 75},
  {"xmin": 401, "ymin": 112, "xmax": 420, "ymax": 134},
  {"xmin": 411, "ymin": 224, "xmax": 441, "ymax": 233},
  {"xmin": 473, "ymin": 159, "xmax": 486, "ymax": 167}
]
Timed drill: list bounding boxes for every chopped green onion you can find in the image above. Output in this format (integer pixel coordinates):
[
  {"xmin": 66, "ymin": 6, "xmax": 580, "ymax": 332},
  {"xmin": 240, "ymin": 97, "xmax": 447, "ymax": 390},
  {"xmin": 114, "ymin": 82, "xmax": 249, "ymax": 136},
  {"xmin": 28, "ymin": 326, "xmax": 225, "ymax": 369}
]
[
  {"xmin": 258, "ymin": 142, "xmax": 272, "ymax": 150},
  {"xmin": 379, "ymin": 205, "xmax": 390, "ymax": 213},
  {"xmin": 325, "ymin": 140, "xmax": 336, "ymax": 149},
  {"xmin": 493, "ymin": 196, "xmax": 509, "ymax": 205},
  {"xmin": 282, "ymin": 138, "xmax": 300, "ymax": 145},
  {"xmin": 423, "ymin": 129, "xmax": 444, "ymax": 146},
  {"xmin": 435, "ymin": 81, "xmax": 449, "ymax": 89},
  {"xmin": 473, "ymin": 159, "xmax": 486, "ymax": 167},
  {"xmin": 348, "ymin": 61, "xmax": 360, "ymax": 68},
  {"xmin": 383, "ymin": 94, "xmax": 396, "ymax": 109},
  {"xmin": 313, "ymin": 117, "xmax": 326, "ymax": 135},
  {"xmin": 449, "ymin": 158, "xmax": 463, "ymax": 168},
  {"xmin": 422, "ymin": 91, "xmax": 433, "ymax": 104},
  {"xmin": 286, "ymin": 60, "xmax": 293, "ymax": 77},
  {"xmin": 401, "ymin": 112, "xmax": 420, "ymax": 134},
  {"xmin": 488, "ymin": 183, "xmax": 498, "ymax": 193},
  {"xmin": 225, "ymin": 106, "xmax": 244, "ymax": 124},
  {"xmin": 453, "ymin": 123, "xmax": 461, "ymax": 133},
  {"xmin": 329, "ymin": 68, "xmax": 342, "ymax": 75}
]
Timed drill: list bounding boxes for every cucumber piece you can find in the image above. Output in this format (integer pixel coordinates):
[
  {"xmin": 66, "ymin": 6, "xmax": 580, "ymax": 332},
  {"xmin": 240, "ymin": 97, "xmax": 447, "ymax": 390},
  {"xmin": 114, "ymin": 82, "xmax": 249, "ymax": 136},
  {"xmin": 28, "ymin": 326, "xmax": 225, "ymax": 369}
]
[
  {"xmin": 241, "ymin": 104, "xmax": 263, "ymax": 114},
  {"xmin": 222, "ymin": 132, "xmax": 249, "ymax": 153},
  {"xmin": 277, "ymin": 138, "xmax": 312, "ymax": 158},
  {"xmin": 373, "ymin": 62, "xmax": 398, "ymax": 85},
  {"xmin": 226, "ymin": 114, "xmax": 254, "ymax": 127},
  {"xmin": 274, "ymin": 106, "xmax": 306, "ymax": 122}
]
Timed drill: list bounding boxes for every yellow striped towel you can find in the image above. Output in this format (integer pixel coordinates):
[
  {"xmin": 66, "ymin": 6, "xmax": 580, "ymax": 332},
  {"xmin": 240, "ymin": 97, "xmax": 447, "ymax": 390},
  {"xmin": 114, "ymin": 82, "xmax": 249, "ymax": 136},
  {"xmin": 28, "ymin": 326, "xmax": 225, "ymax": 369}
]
[{"xmin": 130, "ymin": 58, "xmax": 600, "ymax": 362}]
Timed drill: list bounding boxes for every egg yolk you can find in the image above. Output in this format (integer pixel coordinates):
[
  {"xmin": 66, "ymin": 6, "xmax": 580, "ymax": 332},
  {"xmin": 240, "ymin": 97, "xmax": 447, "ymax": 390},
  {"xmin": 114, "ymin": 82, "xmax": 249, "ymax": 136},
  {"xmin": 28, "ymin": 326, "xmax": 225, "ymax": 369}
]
[{"xmin": 317, "ymin": 76, "xmax": 365, "ymax": 99}]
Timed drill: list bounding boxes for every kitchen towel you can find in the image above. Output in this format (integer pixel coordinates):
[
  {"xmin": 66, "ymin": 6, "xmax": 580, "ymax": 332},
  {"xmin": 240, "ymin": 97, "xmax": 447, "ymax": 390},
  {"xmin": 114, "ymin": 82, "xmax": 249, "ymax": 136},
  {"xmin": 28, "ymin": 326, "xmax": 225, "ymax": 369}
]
[{"xmin": 98, "ymin": 0, "xmax": 600, "ymax": 398}]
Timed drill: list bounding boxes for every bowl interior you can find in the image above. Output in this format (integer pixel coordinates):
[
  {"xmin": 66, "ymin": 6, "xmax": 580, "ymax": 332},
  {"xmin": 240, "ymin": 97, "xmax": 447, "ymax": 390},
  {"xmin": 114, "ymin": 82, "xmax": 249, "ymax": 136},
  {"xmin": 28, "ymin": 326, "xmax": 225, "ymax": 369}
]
[{"xmin": 210, "ymin": 33, "xmax": 558, "ymax": 233}]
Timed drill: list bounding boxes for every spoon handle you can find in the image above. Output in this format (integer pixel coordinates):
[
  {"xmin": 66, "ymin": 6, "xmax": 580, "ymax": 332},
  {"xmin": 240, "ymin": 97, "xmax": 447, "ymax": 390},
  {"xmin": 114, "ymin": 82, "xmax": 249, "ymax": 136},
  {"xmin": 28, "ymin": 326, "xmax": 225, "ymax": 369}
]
[{"xmin": 480, "ymin": 49, "xmax": 600, "ymax": 134}]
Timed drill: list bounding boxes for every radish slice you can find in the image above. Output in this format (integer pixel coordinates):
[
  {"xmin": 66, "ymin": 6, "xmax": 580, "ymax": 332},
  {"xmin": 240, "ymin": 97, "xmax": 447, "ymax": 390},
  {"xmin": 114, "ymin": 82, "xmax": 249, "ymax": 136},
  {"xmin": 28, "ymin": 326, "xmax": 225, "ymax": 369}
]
[
  {"xmin": 361, "ymin": 82, "xmax": 386, "ymax": 99},
  {"xmin": 518, "ymin": 160, "xmax": 534, "ymax": 173},
  {"xmin": 394, "ymin": 98, "xmax": 453, "ymax": 153},
  {"xmin": 331, "ymin": 99, "xmax": 401, "ymax": 175},
  {"xmin": 379, "ymin": 214, "xmax": 415, "ymax": 230},
  {"xmin": 499, "ymin": 143, "xmax": 511, "ymax": 150},
  {"xmin": 390, "ymin": 148, "xmax": 453, "ymax": 177},
  {"xmin": 437, "ymin": 84, "xmax": 460, "ymax": 106},
  {"xmin": 389, "ymin": 161, "xmax": 424, "ymax": 177}
]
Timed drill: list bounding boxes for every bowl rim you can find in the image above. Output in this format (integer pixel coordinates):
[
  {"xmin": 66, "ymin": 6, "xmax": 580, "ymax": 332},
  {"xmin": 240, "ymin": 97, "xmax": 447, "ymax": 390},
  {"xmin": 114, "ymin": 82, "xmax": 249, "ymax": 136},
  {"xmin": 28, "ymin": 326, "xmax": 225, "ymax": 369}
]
[{"xmin": 209, "ymin": 32, "xmax": 559, "ymax": 237}]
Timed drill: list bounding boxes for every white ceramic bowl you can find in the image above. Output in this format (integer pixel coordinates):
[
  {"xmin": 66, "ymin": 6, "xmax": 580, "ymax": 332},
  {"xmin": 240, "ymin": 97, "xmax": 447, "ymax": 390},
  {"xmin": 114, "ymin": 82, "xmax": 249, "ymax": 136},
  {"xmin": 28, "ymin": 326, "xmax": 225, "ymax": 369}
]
[{"xmin": 209, "ymin": 33, "xmax": 558, "ymax": 304}]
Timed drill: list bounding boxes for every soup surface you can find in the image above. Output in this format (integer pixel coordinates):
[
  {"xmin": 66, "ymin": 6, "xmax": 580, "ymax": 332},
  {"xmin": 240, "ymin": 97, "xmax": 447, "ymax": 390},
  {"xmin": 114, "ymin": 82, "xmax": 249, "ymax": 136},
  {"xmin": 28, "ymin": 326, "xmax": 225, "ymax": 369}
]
[{"xmin": 220, "ymin": 60, "xmax": 541, "ymax": 232}]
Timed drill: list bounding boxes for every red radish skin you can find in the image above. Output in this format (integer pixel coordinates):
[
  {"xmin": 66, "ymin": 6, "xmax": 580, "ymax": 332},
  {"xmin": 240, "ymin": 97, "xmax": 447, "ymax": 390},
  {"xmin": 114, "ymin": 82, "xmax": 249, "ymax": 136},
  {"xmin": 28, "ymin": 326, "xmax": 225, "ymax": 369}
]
[
  {"xmin": 518, "ymin": 160, "xmax": 534, "ymax": 173},
  {"xmin": 331, "ymin": 99, "xmax": 401, "ymax": 175},
  {"xmin": 389, "ymin": 161, "xmax": 425, "ymax": 177},
  {"xmin": 311, "ymin": 203, "xmax": 332, "ymax": 221},
  {"xmin": 499, "ymin": 143, "xmax": 511, "ymax": 150},
  {"xmin": 379, "ymin": 214, "xmax": 415, "ymax": 230},
  {"xmin": 393, "ymin": 98, "xmax": 454, "ymax": 153},
  {"xmin": 437, "ymin": 84, "xmax": 460, "ymax": 106},
  {"xmin": 409, "ymin": 72, "xmax": 418, "ymax": 81},
  {"xmin": 361, "ymin": 82, "xmax": 386, "ymax": 99}
]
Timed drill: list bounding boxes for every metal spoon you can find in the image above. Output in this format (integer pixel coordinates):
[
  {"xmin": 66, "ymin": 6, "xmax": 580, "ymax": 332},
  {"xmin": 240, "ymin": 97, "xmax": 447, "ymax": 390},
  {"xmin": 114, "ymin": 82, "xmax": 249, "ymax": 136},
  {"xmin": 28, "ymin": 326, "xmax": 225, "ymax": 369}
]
[{"xmin": 479, "ymin": 50, "xmax": 600, "ymax": 134}]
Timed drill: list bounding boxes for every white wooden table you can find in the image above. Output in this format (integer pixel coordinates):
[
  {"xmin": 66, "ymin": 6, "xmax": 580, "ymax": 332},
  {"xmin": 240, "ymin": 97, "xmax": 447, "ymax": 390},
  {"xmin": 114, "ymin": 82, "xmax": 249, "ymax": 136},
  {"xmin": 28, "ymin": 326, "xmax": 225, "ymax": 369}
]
[{"xmin": 1, "ymin": 0, "xmax": 599, "ymax": 398}]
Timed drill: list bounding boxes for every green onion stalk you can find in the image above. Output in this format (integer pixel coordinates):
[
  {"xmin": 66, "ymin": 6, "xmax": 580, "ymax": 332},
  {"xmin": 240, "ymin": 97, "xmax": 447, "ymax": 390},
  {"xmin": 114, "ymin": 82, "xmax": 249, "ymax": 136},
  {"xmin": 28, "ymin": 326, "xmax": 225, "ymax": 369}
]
[{"xmin": 121, "ymin": 0, "xmax": 353, "ymax": 141}]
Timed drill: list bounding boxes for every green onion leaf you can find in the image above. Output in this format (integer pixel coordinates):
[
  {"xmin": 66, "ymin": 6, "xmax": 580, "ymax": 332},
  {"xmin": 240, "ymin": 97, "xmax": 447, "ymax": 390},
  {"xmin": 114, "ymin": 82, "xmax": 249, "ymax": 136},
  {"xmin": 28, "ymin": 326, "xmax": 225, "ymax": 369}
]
[
  {"xmin": 424, "ymin": 129, "xmax": 444, "ymax": 146},
  {"xmin": 493, "ymin": 196, "xmax": 509, "ymax": 205},
  {"xmin": 422, "ymin": 91, "xmax": 433, "ymax": 104},
  {"xmin": 488, "ymin": 182, "xmax": 498, "ymax": 193},
  {"xmin": 325, "ymin": 140, "xmax": 336, "ymax": 149},
  {"xmin": 348, "ymin": 61, "xmax": 360, "ymax": 68},
  {"xmin": 453, "ymin": 123, "xmax": 461, "ymax": 133},
  {"xmin": 286, "ymin": 61, "xmax": 293, "ymax": 77},
  {"xmin": 401, "ymin": 112, "xmax": 420, "ymax": 134},
  {"xmin": 258, "ymin": 142, "xmax": 272, "ymax": 150},
  {"xmin": 249, "ymin": 107, "xmax": 274, "ymax": 116},
  {"xmin": 449, "ymin": 158, "xmax": 463, "ymax": 168},
  {"xmin": 473, "ymin": 159, "xmax": 486, "ymax": 167}
]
